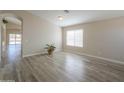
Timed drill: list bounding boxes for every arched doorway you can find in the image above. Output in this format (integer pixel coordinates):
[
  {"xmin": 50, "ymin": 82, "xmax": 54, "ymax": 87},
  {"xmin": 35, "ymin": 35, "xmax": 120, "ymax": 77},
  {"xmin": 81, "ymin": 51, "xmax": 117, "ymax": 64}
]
[{"xmin": 0, "ymin": 13, "xmax": 23, "ymax": 67}]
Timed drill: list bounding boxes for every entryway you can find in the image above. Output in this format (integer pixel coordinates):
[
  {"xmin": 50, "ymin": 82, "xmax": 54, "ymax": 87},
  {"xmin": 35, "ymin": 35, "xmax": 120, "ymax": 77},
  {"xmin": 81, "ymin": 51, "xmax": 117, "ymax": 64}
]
[{"xmin": 0, "ymin": 15, "xmax": 22, "ymax": 67}]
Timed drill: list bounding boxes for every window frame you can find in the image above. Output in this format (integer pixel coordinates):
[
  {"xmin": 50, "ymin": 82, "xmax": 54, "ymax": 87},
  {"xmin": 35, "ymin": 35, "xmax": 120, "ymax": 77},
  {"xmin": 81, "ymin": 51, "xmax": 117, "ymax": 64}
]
[
  {"xmin": 66, "ymin": 29, "xmax": 83, "ymax": 48},
  {"xmin": 9, "ymin": 33, "xmax": 21, "ymax": 45}
]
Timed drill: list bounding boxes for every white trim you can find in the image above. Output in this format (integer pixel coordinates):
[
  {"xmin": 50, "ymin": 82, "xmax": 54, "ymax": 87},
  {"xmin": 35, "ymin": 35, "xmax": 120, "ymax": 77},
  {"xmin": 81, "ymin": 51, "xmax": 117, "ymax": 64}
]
[
  {"xmin": 23, "ymin": 52, "xmax": 45, "ymax": 58},
  {"xmin": 64, "ymin": 50, "xmax": 124, "ymax": 65},
  {"xmin": 23, "ymin": 49, "xmax": 124, "ymax": 65},
  {"xmin": 23, "ymin": 48, "xmax": 62, "ymax": 58}
]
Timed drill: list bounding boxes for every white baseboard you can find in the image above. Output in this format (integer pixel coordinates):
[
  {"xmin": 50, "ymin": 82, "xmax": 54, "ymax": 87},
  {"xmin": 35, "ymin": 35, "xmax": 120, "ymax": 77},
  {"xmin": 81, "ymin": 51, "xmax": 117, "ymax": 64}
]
[
  {"xmin": 23, "ymin": 52, "xmax": 46, "ymax": 58},
  {"xmin": 23, "ymin": 49, "xmax": 124, "ymax": 65},
  {"xmin": 23, "ymin": 48, "xmax": 62, "ymax": 58},
  {"xmin": 64, "ymin": 50, "xmax": 124, "ymax": 65}
]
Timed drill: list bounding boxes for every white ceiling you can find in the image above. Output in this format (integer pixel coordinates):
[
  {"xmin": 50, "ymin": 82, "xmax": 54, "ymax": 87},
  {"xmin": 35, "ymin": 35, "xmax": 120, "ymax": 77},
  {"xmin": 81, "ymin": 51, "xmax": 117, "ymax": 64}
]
[{"xmin": 28, "ymin": 10, "xmax": 124, "ymax": 27}]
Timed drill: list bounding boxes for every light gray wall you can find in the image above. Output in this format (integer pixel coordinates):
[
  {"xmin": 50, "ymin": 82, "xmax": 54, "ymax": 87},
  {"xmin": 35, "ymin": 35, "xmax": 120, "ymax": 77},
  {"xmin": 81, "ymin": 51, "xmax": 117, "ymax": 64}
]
[
  {"xmin": 62, "ymin": 17, "xmax": 124, "ymax": 62},
  {"xmin": 1, "ymin": 24, "xmax": 7, "ymax": 58},
  {"xmin": 0, "ymin": 21, "xmax": 1, "ymax": 62}
]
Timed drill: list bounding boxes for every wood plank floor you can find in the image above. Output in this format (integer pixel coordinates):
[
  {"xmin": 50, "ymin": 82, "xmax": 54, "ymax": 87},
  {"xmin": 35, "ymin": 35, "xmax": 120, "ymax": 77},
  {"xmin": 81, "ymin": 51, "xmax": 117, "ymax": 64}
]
[{"xmin": 0, "ymin": 51, "xmax": 124, "ymax": 82}]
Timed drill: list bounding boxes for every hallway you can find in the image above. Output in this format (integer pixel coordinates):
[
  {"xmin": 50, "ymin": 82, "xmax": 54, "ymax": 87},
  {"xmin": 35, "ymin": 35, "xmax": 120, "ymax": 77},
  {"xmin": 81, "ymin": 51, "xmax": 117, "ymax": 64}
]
[
  {"xmin": 7, "ymin": 44, "xmax": 21, "ymax": 61},
  {"xmin": 1, "ymin": 44, "xmax": 21, "ymax": 67},
  {"xmin": 0, "ymin": 44, "xmax": 22, "ymax": 81}
]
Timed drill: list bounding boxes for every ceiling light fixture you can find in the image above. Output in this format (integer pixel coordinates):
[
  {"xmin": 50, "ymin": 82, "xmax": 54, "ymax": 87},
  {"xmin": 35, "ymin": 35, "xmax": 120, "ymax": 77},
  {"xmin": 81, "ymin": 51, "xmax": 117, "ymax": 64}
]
[
  {"xmin": 57, "ymin": 10, "xmax": 69, "ymax": 21},
  {"xmin": 58, "ymin": 16, "xmax": 63, "ymax": 21},
  {"xmin": 64, "ymin": 10, "xmax": 69, "ymax": 14}
]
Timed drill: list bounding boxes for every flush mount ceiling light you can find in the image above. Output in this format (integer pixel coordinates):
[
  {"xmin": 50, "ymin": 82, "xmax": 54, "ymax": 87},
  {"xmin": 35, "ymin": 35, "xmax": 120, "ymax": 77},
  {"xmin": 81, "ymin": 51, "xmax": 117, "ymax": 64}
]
[
  {"xmin": 58, "ymin": 10, "xmax": 69, "ymax": 21},
  {"xmin": 58, "ymin": 16, "xmax": 64, "ymax": 21}
]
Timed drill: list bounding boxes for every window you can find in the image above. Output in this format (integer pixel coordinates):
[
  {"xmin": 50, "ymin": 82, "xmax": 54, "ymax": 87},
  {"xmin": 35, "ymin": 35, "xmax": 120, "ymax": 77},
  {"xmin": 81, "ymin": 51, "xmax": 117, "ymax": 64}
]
[
  {"xmin": 66, "ymin": 29, "xmax": 83, "ymax": 47},
  {"xmin": 9, "ymin": 34, "xmax": 21, "ymax": 45}
]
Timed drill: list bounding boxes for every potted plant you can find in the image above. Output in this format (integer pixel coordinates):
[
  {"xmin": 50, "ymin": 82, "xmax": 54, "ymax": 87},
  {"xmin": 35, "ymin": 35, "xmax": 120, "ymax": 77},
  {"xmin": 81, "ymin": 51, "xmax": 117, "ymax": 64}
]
[{"xmin": 45, "ymin": 44, "xmax": 56, "ymax": 55}]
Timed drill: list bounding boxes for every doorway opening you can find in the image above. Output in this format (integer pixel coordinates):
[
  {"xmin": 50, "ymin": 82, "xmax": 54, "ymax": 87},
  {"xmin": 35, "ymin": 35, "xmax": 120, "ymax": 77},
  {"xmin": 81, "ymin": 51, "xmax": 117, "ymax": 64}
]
[{"xmin": 1, "ymin": 15, "xmax": 22, "ymax": 67}]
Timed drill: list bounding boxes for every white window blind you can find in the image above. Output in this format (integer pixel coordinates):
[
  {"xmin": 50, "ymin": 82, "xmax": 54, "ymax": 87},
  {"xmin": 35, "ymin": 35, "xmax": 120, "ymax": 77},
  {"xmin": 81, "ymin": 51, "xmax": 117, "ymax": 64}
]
[{"xmin": 66, "ymin": 29, "xmax": 83, "ymax": 47}]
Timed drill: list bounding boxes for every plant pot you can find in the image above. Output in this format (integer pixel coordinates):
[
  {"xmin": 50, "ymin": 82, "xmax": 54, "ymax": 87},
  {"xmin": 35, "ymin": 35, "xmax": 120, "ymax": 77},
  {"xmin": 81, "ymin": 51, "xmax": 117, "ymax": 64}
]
[{"xmin": 48, "ymin": 49, "xmax": 54, "ymax": 55}]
